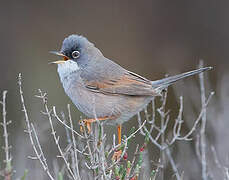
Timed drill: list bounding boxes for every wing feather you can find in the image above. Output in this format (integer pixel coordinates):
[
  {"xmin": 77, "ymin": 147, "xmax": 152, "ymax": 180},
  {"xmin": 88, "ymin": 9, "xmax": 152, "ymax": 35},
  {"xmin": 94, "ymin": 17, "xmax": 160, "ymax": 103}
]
[{"xmin": 84, "ymin": 71, "xmax": 158, "ymax": 96}]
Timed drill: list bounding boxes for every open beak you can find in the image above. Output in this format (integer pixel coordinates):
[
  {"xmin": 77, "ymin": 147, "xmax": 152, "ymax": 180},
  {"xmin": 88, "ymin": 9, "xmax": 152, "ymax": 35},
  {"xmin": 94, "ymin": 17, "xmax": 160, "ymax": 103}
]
[{"xmin": 49, "ymin": 51, "xmax": 69, "ymax": 64}]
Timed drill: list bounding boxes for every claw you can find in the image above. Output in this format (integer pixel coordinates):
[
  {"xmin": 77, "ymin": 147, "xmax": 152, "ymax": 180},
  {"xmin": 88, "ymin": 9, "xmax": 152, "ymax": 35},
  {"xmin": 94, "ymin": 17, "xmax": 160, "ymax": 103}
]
[
  {"xmin": 112, "ymin": 149, "xmax": 122, "ymax": 161},
  {"xmin": 79, "ymin": 116, "xmax": 114, "ymax": 133},
  {"xmin": 80, "ymin": 120, "xmax": 91, "ymax": 133}
]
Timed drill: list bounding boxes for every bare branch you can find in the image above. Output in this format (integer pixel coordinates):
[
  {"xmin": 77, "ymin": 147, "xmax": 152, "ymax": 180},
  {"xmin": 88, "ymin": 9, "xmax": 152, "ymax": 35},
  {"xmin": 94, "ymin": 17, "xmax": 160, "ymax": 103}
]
[
  {"xmin": 52, "ymin": 106, "xmax": 84, "ymax": 139},
  {"xmin": 67, "ymin": 104, "xmax": 81, "ymax": 179},
  {"xmin": 165, "ymin": 148, "xmax": 181, "ymax": 180},
  {"xmin": 1, "ymin": 91, "xmax": 11, "ymax": 164},
  {"xmin": 199, "ymin": 60, "xmax": 208, "ymax": 180},
  {"xmin": 37, "ymin": 89, "xmax": 77, "ymax": 180},
  {"xmin": 1, "ymin": 90, "xmax": 12, "ymax": 179},
  {"xmin": 18, "ymin": 73, "xmax": 54, "ymax": 180}
]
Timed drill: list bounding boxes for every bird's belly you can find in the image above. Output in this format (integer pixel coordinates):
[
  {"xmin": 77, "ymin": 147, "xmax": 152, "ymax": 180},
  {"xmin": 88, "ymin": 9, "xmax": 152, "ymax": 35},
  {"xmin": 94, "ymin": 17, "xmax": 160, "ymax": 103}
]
[
  {"xmin": 65, "ymin": 82, "xmax": 152, "ymax": 124},
  {"xmin": 113, "ymin": 96, "xmax": 152, "ymax": 125},
  {"xmin": 66, "ymin": 84, "xmax": 120, "ymax": 118}
]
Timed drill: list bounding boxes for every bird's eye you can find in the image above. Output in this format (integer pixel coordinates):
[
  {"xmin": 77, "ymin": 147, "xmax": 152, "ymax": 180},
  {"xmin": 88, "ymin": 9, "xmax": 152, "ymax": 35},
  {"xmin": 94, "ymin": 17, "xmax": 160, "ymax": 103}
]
[{"xmin": 72, "ymin": 50, "xmax": 80, "ymax": 59}]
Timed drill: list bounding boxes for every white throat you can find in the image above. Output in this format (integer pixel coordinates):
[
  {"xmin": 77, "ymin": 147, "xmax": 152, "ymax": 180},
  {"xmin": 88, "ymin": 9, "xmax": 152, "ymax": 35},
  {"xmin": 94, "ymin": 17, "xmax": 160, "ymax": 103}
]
[{"xmin": 57, "ymin": 60, "xmax": 80, "ymax": 83}]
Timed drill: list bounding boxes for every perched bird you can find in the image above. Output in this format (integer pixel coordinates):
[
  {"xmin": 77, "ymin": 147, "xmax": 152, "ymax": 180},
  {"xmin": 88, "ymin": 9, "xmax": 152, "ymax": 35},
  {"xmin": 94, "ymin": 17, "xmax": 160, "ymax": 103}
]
[{"xmin": 50, "ymin": 34, "xmax": 212, "ymax": 146}]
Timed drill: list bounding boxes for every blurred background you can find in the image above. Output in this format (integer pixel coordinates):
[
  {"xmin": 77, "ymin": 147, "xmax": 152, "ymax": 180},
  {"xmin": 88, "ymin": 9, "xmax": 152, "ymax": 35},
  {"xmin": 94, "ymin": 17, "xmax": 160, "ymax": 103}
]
[{"xmin": 0, "ymin": 0, "xmax": 229, "ymax": 179}]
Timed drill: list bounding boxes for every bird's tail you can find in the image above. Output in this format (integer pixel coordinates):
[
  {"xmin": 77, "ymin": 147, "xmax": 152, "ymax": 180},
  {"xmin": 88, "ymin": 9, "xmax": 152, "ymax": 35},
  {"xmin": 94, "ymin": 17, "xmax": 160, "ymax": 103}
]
[{"xmin": 151, "ymin": 67, "xmax": 212, "ymax": 91}]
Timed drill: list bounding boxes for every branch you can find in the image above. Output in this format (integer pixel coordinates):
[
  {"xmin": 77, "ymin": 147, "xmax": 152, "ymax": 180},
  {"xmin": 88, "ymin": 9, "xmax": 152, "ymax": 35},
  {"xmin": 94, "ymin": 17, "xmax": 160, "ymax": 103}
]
[
  {"xmin": 36, "ymin": 89, "xmax": 77, "ymax": 180},
  {"xmin": 199, "ymin": 60, "xmax": 207, "ymax": 180},
  {"xmin": 18, "ymin": 73, "xmax": 54, "ymax": 180},
  {"xmin": 1, "ymin": 90, "xmax": 12, "ymax": 179},
  {"xmin": 52, "ymin": 106, "xmax": 84, "ymax": 139},
  {"xmin": 67, "ymin": 104, "xmax": 81, "ymax": 179},
  {"xmin": 165, "ymin": 148, "xmax": 181, "ymax": 180}
]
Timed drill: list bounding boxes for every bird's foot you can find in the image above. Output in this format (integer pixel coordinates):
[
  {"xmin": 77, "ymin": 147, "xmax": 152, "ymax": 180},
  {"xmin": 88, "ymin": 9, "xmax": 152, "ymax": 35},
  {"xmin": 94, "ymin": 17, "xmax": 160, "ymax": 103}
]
[
  {"xmin": 80, "ymin": 116, "xmax": 115, "ymax": 133},
  {"xmin": 80, "ymin": 120, "xmax": 92, "ymax": 133},
  {"xmin": 112, "ymin": 149, "xmax": 122, "ymax": 161}
]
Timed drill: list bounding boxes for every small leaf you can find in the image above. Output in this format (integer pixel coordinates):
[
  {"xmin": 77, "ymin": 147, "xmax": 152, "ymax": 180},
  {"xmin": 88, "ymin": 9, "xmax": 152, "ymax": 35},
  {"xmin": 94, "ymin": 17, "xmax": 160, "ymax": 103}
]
[
  {"xmin": 21, "ymin": 169, "xmax": 28, "ymax": 180},
  {"xmin": 144, "ymin": 131, "xmax": 150, "ymax": 144},
  {"xmin": 121, "ymin": 168, "xmax": 126, "ymax": 180},
  {"xmin": 58, "ymin": 172, "xmax": 63, "ymax": 180},
  {"xmin": 127, "ymin": 161, "xmax": 131, "ymax": 169},
  {"xmin": 115, "ymin": 165, "xmax": 120, "ymax": 177},
  {"xmin": 150, "ymin": 170, "xmax": 156, "ymax": 177},
  {"xmin": 119, "ymin": 164, "xmax": 124, "ymax": 175},
  {"xmin": 137, "ymin": 151, "xmax": 143, "ymax": 166}
]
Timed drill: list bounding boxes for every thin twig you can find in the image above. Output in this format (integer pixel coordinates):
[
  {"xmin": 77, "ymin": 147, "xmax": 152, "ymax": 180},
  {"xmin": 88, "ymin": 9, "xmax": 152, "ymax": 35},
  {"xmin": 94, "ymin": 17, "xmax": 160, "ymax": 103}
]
[
  {"xmin": 169, "ymin": 92, "xmax": 214, "ymax": 143},
  {"xmin": 107, "ymin": 120, "xmax": 146, "ymax": 171},
  {"xmin": 18, "ymin": 73, "xmax": 54, "ymax": 180},
  {"xmin": 109, "ymin": 120, "xmax": 147, "ymax": 156},
  {"xmin": 31, "ymin": 123, "xmax": 49, "ymax": 168},
  {"xmin": 37, "ymin": 89, "xmax": 77, "ymax": 180},
  {"xmin": 126, "ymin": 144, "xmax": 139, "ymax": 179},
  {"xmin": 158, "ymin": 90, "xmax": 168, "ymax": 179},
  {"xmin": 1, "ymin": 90, "xmax": 12, "ymax": 180},
  {"xmin": 52, "ymin": 106, "xmax": 84, "ymax": 139},
  {"xmin": 165, "ymin": 148, "xmax": 181, "ymax": 180},
  {"xmin": 2, "ymin": 91, "xmax": 11, "ymax": 164},
  {"xmin": 79, "ymin": 116, "xmax": 94, "ymax": 170},
  {"xmin": 199, "ymin": 60, "xmax": 208, "ymax": 180},
  {"xmin": 68, "ymin": 104, "xmax": 81, "ymax": 179}
]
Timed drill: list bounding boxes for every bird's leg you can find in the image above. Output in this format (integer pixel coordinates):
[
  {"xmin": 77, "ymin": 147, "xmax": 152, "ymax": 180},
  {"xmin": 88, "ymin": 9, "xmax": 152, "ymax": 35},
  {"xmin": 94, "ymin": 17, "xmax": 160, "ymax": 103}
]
[
  {"xmin": 80, "ymin": 116, "xmax": 113, "ymax": 133},
  {"xmin": 112, "ymin": 124, "xmax": 123, "ymax": 161},
  {"xmin": 118, "ymin": 124, "xmax": 122, "ymax": 145}
]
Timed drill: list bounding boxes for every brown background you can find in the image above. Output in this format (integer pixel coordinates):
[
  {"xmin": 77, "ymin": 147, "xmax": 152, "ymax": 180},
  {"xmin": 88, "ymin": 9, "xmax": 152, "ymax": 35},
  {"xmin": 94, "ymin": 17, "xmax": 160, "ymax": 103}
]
[{"xmin": 0, "ymin": 0, "xmax": 228, "ymax": 179}]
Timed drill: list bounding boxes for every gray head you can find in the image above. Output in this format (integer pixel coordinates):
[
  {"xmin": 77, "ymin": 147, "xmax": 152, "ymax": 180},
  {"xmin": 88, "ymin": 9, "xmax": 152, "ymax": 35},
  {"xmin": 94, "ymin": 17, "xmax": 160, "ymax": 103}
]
[
  {"xmin": 61, "ymin": 35, "xmax": 93, "ymax": 60},
  {"xmin": 61, "ymin": 35, "xmax": 103, "ymax": 66},
  {"xmin": 51, "ymin": 34, "xmax": 103, "ymax": 67},
  {"xmin": 50, "ymin": 35, "xmax": 104, "ymax": 82}
]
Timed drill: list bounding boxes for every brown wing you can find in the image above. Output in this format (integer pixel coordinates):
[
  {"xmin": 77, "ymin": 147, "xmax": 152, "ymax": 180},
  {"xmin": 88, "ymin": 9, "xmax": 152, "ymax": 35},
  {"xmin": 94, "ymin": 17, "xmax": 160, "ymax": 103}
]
[{"xmin": 84, "ymin": 71, "xmax": 158, "ymax": 96}]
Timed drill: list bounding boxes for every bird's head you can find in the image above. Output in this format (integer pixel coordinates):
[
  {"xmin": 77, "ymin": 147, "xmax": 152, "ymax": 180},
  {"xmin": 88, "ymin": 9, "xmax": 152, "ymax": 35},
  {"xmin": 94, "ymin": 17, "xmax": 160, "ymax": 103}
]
[
  {"xmin": 50, "ymin": 34, "xmax": 102, "ymax": 68},
  {"xmin": 50, "ymin": 34, "xmax": 104, "ymax": 81}
]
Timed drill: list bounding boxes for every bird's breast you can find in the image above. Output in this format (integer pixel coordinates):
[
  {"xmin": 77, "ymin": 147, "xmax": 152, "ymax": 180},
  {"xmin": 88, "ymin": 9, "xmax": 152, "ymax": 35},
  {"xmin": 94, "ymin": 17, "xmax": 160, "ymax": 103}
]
[{"xmin": 57, "ymin": 60, "xmax": 80, "ymax": 85}]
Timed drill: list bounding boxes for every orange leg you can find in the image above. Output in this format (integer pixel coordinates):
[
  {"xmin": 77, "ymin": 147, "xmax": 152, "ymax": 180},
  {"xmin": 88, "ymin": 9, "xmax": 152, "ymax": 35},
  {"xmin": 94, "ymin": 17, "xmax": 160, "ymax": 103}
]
[
  {"xmin": 112, "ymin": 124, "xmax": 123, "ymax": 161},
  {"xmin": 80, "ymin": 116, "xmax": 114, "ymax": 133},
  {"xmin": 118, "ymin": 124, "xmax": 122, "ymax": 144}
]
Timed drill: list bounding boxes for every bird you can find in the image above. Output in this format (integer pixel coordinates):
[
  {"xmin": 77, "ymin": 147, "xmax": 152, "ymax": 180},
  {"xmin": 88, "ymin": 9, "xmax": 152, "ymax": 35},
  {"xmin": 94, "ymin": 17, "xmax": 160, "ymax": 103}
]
[{"xmin": 50, "ymin": 34, "xmax": 212, "ymax": 148}]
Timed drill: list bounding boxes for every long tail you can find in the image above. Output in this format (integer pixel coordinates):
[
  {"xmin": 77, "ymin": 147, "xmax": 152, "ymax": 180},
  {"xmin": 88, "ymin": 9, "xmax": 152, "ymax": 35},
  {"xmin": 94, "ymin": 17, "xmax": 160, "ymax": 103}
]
[{"xmin": 151, "ymin": 67, "xmax": 212, "ymax": 90}]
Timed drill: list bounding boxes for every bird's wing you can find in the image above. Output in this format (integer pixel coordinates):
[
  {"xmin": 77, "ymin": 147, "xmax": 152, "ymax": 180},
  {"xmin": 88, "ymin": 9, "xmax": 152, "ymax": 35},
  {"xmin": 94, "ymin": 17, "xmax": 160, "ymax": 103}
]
[
  {"xmin": 83, "ymin": 71, "xmax": 159, "ymax": 96},
  {"xmin": 83, "ymin": 67, "xmax": 212, "ymax": 96}
]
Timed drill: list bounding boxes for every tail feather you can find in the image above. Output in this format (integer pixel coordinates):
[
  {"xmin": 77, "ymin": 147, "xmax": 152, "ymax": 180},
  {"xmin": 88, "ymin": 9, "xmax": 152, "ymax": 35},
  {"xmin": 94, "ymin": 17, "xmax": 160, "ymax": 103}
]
[{"xmin": 151, "ymin": 67, "xmax": 212, "ymax": 90}]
